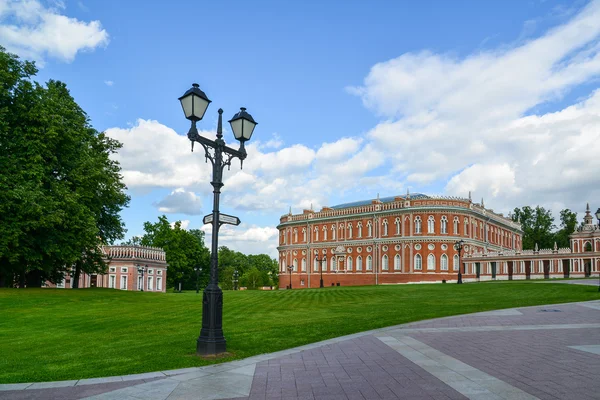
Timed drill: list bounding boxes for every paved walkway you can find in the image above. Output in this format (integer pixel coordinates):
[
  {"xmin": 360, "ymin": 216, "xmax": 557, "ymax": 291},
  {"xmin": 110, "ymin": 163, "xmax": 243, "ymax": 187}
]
[{"xmin": 2, "ymin": 300, "xmax": 600, "ymax": 400}]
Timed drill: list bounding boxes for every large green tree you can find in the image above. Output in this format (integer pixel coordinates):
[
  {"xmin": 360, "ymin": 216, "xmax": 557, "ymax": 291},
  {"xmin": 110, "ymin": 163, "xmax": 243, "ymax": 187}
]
[
  {"xmin": 510, "ymin": 206, "xmax": 578, "ymax": 251},
  {"xmin": 554, "ymin": 209, "xmax": 578, "ymax": 249},
  {"xmin": 0, "ymin": 47, "xmax": 129, "ymax": 288},
  {"xmin": 139, "ymin": 216, "xmax": 210, "ymax": 290}
]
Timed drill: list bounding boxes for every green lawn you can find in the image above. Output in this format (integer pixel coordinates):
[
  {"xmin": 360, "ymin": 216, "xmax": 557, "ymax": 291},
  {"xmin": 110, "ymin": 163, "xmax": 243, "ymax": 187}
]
[{"xmin": 1, "ymin": 282, "xmax": 598, "ymax": 384}]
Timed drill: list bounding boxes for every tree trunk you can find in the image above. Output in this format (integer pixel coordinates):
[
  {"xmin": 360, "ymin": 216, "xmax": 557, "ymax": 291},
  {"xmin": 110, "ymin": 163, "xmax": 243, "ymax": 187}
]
[
  {"xmin": 0, "ymin": 270, "xmax": 5, "ymax": 288},
  {"xmin": 72, "ymin": 263, "xmax": 81, "ymax": 289},
  {"xmin": 18, "ymin": 271, "xmax": 26, "ymax": 288},
  {"xmin": 26, "ymin": 269, "xmax": 43, "ymax": 287}
]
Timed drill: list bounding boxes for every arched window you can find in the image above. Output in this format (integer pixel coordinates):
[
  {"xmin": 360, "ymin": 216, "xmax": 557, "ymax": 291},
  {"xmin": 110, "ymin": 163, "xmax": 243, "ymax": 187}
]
[
  {"xmin": 293, "ymin": 258, "xmax": 298, "ymax": 272},
  {"xmin": 394, "ymin": 254, "xmax": 401, "ymax": 270},
  {"xmin": 323, "ymin": 226, "xmax": 327, "ymax": 241},
  {"xmin": 294, "ymin": 229, "xmax": 298, "ymax": 243},
  {"xmin": 414, "ymin": 254, "xmax": 422, "ymax": 270},
  {"xmin": 367, "ymin": 221, "xmax": 372, "ymax": 237},
  {"xmin": 357, "ymin": 256, "xmax": 363, "ymax": 271},
  {"xmin": 428, "ymin": 216, "xmax": 435, "ymax": 233},
  {"xmin": 382, "ymin": 255, "xmax": 389, "ymax": 270},
  {"xmin": 348, "ymin": 223, "xmax": 353, "ymax": 239},
  {"xmin": 414, "ymin": 217, "xmax": 422, "ymax": 234},
  {"xmin": 366, "ymin": 255, "xmax": 373, "ymax": 271},
  {"xmin": 313, "ymin": 258, "xmax": 319, "ymax": 272},
  {"xmin": 281, "ymin": 259, "xmax": 285, "ymax": 272},
  {"xmin": 585, "ymin": 242, "xmax": 592, "ymax": 252},
  {"xmin": 427, "ymin": 254, "xmax": 435, "ymax": 270},
  {"xmin": 441, "ymin": 254, "xmax": 448, "ymax": 271},
  {"xmin": 382, "ymin": 220, "xmax": 388, "ymax": 236},
  {"xmin": 453, "ymin": 217, "xmax": 459, "ymax": 234},
  {"xmin": 302, "ymin": 228, "xmax": 306, "ymax": 242},
  {"xmin": 473, "ymin": 221, "xmax": 477, "ymax": 238},
  {"xmin": 330, "ymin": 257, "xmax": 336, "ymax": 271},
  {"xmin": 464, "ymin": 218, "xmax": 469, "ymax": 236},
  {"xmin": 395, "ymin": 218, "xmax": 401, "ymax": 235},
  {"xmin": 301, "ymin": 258, "xmax": 306, "ymax": 272},
  {"xmin": 453, "ymin": 254, "xmax": 459, "ymax": 271},
  {"xmin": 332, "ymin": 225, "xmax": 336, "ymax": 240},
  {"xmin": 281, "ymin": 231, "xmax": 286, "ymax": 244},
  {"xmin": 347, "ymin": 256, "xmax": 353, "ymax": 271},
  {"xmin": 441, "ymin": 216, "xmax": 448, "ymax": 234},
  {"xmin": 314, "ymin": 227, "xmax": 319, "ymax": 242},
  {"xmin": 357, "ymin": 223, "xmax": 363, "ymax": 238}
]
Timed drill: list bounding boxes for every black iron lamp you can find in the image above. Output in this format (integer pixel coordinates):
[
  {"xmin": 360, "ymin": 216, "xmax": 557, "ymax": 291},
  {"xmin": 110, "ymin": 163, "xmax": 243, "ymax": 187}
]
[
  {"xmin": 137, "ymin": 264, "xmax": 147, "ymax": 291},
  {"xmin": 315, "ymin": 255, "xmax": 326, "ymax": 288},
  {"xmin": 287, "ymin": 265, "xmax": 293, "ymax": 289},
  {"xmin": 453, "ymin": 240, "xmax": 465, "ymax": 285},
  {"xmin": 180, "ymin": 83, "xmax": 257, "ymax": 356}
]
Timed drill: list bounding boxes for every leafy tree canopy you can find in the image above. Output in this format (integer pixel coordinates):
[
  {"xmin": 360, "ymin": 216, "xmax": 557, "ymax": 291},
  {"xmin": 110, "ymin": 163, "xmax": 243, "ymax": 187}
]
[{"xmin": 510, "ymin": 206, "xmax": 578, "ymax": 250}]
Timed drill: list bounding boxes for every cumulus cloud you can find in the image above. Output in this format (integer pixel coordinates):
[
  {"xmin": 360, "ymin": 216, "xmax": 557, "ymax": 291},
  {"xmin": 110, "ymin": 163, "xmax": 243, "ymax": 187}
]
[
  {"xmin": 348, "ymin": 0, "xmax": 600, "ymax": 215},
  {"xmin": 104, "ymin": 80, "xmax": 114, "ymax": 86},
  {"xmin": 0, "ymin": 0, "xmax": 109, "ymax": 64},
  {"xmin": 201, "ymin": 223, "xmax": 279, "ymax": 257},
  {"xmin": 154, "ymin": 188, "xmax": 203, "ymax": 215}
]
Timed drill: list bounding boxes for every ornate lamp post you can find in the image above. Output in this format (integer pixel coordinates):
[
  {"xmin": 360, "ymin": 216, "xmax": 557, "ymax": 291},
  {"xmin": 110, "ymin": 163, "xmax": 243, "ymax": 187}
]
[
  {"xmin": 453, "ymin": 240, "xmax": 465, "ymax": 284},
  {"xmin": 287, "ymin": 265, "xmax": 293, "ymax": 289},
  {"xmin": 315, "ymin": 255, "xmax": 326, "ymax": 288},
  {"xmin": 180, "ymin": 83, "xmax": 257, "ymax": 356},
  {"xmin": 137, "ymin": 264, "xmax": 147, "ymax": 291},
  {"xmin": 194, "ymin": 265, "xmax": 202, "ymax": 294},
  {"xmin": 596, "ymin": 208, "xmax": 600, "ymax": 292},
  {"xmin": 232, "ymin": 270, "xmax": 239, "ymax": 291}
]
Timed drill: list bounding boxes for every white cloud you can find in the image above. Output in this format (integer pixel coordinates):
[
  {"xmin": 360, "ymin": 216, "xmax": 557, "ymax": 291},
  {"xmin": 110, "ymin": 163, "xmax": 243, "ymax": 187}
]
[
  {"xmin": 155, "ymin": 188, "xmax": 203, "ymax": 215},
  {"xmin": 170, "ymin": 220, "xmax": 190, "ymax": 230},
  {"xmin": 348, "ymin": 0, "xmax": 600, "ymax": 214},
  {"xmin": 0, "ymin": 0, "xmax": 108, "ymax": 64},
  {"xmin": 201, "ymin": 223, "xmax": 279, "ymax": 257},
  {"xmin": 104, "ymin": 80, "xmax": 114, "ymax": 86}
]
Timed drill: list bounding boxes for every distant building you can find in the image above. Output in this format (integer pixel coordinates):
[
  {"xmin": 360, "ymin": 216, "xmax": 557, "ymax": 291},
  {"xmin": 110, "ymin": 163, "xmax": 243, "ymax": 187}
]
[
  {"xmin": 45, "ymin": 245, "xmax": 168, "ymax": 292},
  {"xmin": 277, "ymin": 192, "xmax": 599, "ymax": 288}
]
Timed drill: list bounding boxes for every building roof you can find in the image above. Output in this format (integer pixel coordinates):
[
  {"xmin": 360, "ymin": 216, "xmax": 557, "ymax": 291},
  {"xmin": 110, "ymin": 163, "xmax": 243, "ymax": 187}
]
[{"xmin": 330, "ymin": 194, "xmax": 429, "ymax": 210}]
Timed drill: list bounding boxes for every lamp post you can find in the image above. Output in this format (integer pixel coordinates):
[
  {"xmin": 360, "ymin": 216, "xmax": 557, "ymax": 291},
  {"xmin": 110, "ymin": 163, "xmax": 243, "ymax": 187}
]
[
  {"xmin": 596, "ymin": 208, "xmax": 600, "ymax": 292},
  {"xmin": 194, "ymin": 265, "xmax": 202, "ymax": 294},
  {"xmin": 180, "ymin": 83, "xmax": 257, "ymax": 356},
  {"xmin": 137, "ymin": 264, "xmax": 147, "ymax": 291},
  {"xmin": 232, "ymin": 270, "xmax": 239, "ymax": 291},
  {"xmin": 453, "ymin": 240, "xmax": 465, "ymax": 284},
  {"xmin": 287, "ymin": 265, "xmax": 293, "ymax": 289},
  {"xmin": 315, "ymin": 255, "xmax": 326, "ymax": 288}
]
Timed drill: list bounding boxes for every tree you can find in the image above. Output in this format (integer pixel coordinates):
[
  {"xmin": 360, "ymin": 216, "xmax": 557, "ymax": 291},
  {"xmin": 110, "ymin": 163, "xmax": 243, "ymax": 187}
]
[
  {"xmin": 511, "ymin": 206, "xmax": 555, "ymax": 250},
  {"xmin": 140, "ymin": 216, "xmax": 210, "ymax": 290},
  {"xmin": 554, "ymin": 209, "xmax": 578, "ymax": 249},
  {"xmin": 0, "ymin": 47, "xmax": 129, "ymax": 288}
]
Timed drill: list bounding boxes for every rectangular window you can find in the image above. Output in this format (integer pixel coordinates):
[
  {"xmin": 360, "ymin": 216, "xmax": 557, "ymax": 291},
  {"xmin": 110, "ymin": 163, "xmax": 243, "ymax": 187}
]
[
  {"xmin": 138, "ymin": 276, "xmax": 143, "ymax": 290},
  {"xmin": 121, "ymin": 267, "xmax": 128, "ymax": 273},
  {"xmin": 120, "ymin": 275, "xmax": 127, "ymax": 290},
  {"xmin": 148, "ymin": 269, "xmax": 154, "ymax": 274},
  {"xmin": 156, "ymin": 277, "xmax": 162, "ymax": 291},
  {"xmin": 109, "ymin": 275, "xmax": 116, "ymax": 289},
  {"xmin": 109, "ymin": 267, "xmax": 116, "ymax": 273},
  {"xmin": 148, "ymin": 276, "xmax": 154, "ymax": 291},
  {"xmin": 157, "ymin": 270, "xmax": 162, "ymax": 276}
]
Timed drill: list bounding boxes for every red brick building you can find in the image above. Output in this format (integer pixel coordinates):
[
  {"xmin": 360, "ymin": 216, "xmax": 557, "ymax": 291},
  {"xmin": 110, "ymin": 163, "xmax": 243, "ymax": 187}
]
[
  {"xmin": 277, "ymin": 192, "xmax": 523, "ymax": 288},
  {"xmin": 46, "ymin": 245, "xmax": 168, "ymax": 292}
]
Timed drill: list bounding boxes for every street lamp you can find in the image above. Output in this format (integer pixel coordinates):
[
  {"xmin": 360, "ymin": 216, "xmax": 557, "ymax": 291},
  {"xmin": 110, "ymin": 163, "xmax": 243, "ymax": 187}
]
[
  {"xmin": 137, "ymin": 264, "xmax": 147, "ymax": 291},
  {"xmin": 315, "ymin": 255, "xmax": 326, "ymax": 288},
  {"xmin": 232, "ymin": 270, "xmax": 239, "ymax": 291},
  {"xmin": 453, "ymin": 240, "xmax": 465, "ymax": 285},
  {"xmin": 180, "ymin": 83, "xmax": 257, "ymax": 356},
  {"xmin": 596, "ymin": 208, "xmax": 600, "ymax": 292},
  {"xmin": 194, "ymin": 265, "xmax": 202, "ymax": 294},
  {"xmin": 287, "ymin": 265, "xmax": 293, "ymax": 289}
]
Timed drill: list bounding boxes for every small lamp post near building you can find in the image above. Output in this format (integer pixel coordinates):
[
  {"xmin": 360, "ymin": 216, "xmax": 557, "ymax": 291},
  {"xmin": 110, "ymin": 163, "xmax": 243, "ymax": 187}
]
[
  {"xmin": 453, "ymin": 240, "xmax": 465, "ymax": 285},
  {"xmin": 287, "ymin": 265, "xmax": 293, "ymax": 289},
  {"xmin": 315, "ymin": 255, "xmax": 326, "ymax": 288},
  {"xmin": 179, "ymin": 83, "xmax": 257, "ymax": 356},
  {"xmin": 194, "ymin": 265, "xmax": 202, "ymax": 294},
  {"xmin": 137, "ymin": 264, "xmax": 147, "ymax": 291},
  {"xmin": 233, "ymin": 270, "xmax": 239, "ymax": 291},
  {"xmin": 596, "ymin": 208, "xmax": 600, "ymax": 292}
]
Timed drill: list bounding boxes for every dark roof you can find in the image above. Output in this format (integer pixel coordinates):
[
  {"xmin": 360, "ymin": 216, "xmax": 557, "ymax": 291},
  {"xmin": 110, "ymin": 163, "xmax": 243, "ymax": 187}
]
[{"xmin": 330, "ymin": 194, "xmax": 429, "ymax": 210}]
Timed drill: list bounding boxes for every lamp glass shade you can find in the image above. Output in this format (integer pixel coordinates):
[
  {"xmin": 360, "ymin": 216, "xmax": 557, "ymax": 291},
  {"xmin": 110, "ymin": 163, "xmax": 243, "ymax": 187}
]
[
  {"xmin": 229, "ymin": 107, "xmax": 257, "ymax": 142},
  {"xmin": 595, "ymin": 208, "xmax": 600, "ymax": 220},
  {"xmin": 178, "ymin": 84, "xmax": 211, "ymax": 121}
]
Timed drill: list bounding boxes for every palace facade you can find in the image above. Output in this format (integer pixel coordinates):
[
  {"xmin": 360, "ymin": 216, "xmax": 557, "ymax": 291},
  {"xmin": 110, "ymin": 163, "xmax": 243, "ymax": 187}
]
[
  {"xmin": 45, "ymin": 245, "xmax": 168, "ymax": 292},
  {"xmin": 277, "ymin": 193, "xmax": 599, "ymax": 288}
]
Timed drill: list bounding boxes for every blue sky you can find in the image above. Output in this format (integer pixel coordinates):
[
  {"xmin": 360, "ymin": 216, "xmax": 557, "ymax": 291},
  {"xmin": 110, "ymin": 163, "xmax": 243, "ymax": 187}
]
[{"xmin": 2, "ymin": 0, "xmax": 600, "ymax": 256}]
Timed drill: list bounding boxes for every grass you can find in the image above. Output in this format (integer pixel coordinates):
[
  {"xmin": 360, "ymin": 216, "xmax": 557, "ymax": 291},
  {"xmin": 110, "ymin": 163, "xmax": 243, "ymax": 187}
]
[{"xmin": 0, "ymin": 282, "xmax": 598, "ymax": 383}]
